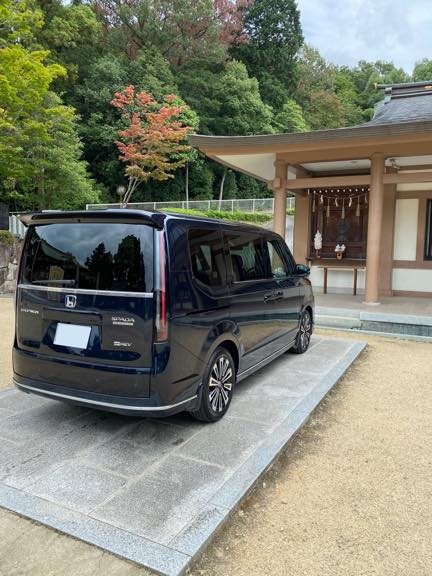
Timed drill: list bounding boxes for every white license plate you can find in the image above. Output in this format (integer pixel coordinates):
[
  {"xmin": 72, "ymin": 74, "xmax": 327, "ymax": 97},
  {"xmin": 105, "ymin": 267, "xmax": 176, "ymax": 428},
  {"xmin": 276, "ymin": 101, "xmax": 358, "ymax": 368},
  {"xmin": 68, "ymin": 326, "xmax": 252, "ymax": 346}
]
[{"xmin": 54, "ymin": 323, "xmax": 91, "ymax": 349}]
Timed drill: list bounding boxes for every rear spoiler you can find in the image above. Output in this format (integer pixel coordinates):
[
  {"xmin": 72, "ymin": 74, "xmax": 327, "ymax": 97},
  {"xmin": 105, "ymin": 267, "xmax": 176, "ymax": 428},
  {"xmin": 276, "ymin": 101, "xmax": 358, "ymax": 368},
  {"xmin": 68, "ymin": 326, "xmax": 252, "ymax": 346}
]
[{"xmin": 19, "ymin": 209, "xmax": 165, "ymax": 229}]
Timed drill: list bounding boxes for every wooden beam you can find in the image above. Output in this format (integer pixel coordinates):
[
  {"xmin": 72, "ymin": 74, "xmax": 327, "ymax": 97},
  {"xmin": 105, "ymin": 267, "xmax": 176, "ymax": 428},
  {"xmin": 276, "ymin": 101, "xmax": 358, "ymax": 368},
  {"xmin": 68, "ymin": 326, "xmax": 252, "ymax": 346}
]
[
  {"xmin": 384, "ymin": 171, "xmax": 432, "ymax": 184},
  {"xmin": 277, "ymin": 140, "xmax": 432, "ymax": 164},
  {"xmin": 283, "ymin": 175, "xmax": 370, "ymax": 190},
  {"xmin": 280, "ymin": 170, "xmax": 432, "ymax": 191}
]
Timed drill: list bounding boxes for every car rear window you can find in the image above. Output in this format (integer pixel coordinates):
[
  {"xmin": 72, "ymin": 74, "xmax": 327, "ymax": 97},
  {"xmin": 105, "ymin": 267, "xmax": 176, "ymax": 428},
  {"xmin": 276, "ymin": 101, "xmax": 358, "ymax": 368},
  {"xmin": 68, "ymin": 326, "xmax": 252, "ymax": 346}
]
[{"xmin": 22, "ymin": 222, "xmax": 153, "ymax": 292}]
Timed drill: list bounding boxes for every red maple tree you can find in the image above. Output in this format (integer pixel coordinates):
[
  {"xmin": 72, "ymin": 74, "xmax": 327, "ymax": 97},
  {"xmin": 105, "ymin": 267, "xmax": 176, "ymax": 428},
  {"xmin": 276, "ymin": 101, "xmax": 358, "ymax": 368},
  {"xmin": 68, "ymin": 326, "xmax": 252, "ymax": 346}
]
[
  {"xmin": 112, "ymin": 85, "xmax": 193, "ymax": 206},
  {"xmin": 215, "ymin": 0, "xmax": 250, "ymax": 46}
]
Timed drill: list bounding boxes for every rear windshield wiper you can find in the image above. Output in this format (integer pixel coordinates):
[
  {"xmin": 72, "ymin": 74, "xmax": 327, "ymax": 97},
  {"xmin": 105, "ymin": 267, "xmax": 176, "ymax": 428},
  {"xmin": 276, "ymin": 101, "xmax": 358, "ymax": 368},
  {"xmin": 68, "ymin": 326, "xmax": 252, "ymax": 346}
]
[{"xmin": 33, "ymin": 279, "xmax": 76, "ymax": 286}]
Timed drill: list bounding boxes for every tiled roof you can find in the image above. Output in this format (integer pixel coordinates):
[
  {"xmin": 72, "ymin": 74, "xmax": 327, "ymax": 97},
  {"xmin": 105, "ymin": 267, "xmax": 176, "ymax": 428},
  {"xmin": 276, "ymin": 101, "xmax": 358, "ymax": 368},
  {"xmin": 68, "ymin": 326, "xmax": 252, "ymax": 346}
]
[{"xmin": 365, "ymin": 82, "xmax": 432, "ymax": 126}]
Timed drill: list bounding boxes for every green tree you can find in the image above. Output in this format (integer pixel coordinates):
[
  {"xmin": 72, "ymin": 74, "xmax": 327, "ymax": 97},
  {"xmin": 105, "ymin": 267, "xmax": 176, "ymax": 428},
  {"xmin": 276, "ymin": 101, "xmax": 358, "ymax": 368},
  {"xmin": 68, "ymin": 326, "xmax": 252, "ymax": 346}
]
[
  {"xmin": 231, "ymin": 0, "xmax": 303, "ymax": 107},
  {"xmin": 272, "ymin": 99, "xmax": 308, "ymax": 133},
  {"xmin": 0, "ymin": 0, "xmax": 43, "ymax": 47},
  {"xmin": 347, "ymin": 60, "xmax": 410, "ymax": 119},
  {"xmin": 0, "ymin": 0, "xmax": 97, "ymax": 209},
  {"xmin": 179, "ymin": 60, "xmax": 274, "ymax": 136},
  {"xmin": 296, "ymin": 46, "xmax": 363, "ymax": 129},
  {"xmin": 169, "ymin": 96, "xmax": 200, "ymax": 207},
  {"xmin": 178, "ymin": 59, "xmax": 274, "ymax": 202},
  {"xmin": 36, "ymin": 0, "xmax": 102, "ymax": 85},
  {"xmin": 412, "ymin": 59, "xmax": 432, "ymax": 82}
]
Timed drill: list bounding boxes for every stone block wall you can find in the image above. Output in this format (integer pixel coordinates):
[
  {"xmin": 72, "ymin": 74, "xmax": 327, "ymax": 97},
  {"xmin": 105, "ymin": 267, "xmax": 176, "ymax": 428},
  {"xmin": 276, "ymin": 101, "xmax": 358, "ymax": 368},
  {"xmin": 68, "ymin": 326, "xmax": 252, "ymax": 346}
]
[{"xmin": 0, "ymin": 240, "xmax": 23, "ymax": 294}]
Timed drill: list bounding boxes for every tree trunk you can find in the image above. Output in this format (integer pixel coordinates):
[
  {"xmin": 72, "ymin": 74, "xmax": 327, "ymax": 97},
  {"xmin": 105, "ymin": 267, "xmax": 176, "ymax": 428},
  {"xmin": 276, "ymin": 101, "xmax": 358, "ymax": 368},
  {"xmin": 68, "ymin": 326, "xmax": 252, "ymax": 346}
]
[
  {"xmin": 218, "ymin": 168, "xmax": 226, "ymax": 210},
  {"xmin": 185, "ymin": 162, "xmax": 189, "ymax": 209}
]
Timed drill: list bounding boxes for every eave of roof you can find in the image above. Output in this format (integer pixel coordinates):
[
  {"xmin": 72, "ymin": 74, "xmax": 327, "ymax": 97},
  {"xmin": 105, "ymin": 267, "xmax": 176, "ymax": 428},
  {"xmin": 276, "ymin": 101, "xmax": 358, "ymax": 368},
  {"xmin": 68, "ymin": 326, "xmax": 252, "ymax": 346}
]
[{"xmin": 189, "ymin": 119, "xmax": 432, "ymax": 152}]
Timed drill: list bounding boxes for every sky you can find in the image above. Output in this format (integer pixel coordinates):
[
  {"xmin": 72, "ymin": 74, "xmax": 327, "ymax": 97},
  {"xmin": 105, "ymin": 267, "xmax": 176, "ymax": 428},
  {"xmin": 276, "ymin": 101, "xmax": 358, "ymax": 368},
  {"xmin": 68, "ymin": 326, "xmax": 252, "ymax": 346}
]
[{"xmin": 297, "ymin": 0, "xmax": 432, "ymax": 73}]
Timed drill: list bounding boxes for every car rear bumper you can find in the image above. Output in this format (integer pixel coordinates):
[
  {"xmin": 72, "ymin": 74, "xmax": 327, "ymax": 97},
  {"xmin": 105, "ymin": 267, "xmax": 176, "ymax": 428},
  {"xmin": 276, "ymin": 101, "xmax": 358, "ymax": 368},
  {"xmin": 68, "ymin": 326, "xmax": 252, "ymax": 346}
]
[{"xmin": 13, "ymin": 374, "xmax": 199, "ymax": 417}]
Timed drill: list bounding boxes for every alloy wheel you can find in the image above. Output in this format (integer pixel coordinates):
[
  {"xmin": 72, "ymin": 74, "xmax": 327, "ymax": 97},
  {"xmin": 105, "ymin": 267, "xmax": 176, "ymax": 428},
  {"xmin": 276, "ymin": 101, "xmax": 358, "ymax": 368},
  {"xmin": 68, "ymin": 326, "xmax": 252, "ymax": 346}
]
[
  {"xmin": 299, "ymin": 311, "xmax": 312, "ymax": 351},
  {"xmin": 208, "ymin": 354, "xmax": 233, "ymax": 413}
]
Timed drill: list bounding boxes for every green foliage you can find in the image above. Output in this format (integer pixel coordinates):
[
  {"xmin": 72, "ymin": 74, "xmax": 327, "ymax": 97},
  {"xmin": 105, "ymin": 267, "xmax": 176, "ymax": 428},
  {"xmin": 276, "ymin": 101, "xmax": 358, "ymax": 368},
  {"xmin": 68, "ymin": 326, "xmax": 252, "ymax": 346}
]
[
  {"xmin": 206, "ymin": 209, "xmax": 272, "ymax": 222},
  {"xmin": 346, "ymin": 60, "xmax": 410, "ymax": 120},
  {"xmin": 231, "ymin": 0, "xmax": 303, "ymax": 107},
  {"xmin": 164, "ymin": 207, "xmax": 273, "ymax": 223},
  {"xmin": 178, "ymin": 60, "xmax": 274, "ymax": 136},
  {"xmin": 0, "ymin": 230, "xmax": 14, "ymax": 246},
  {"xmin": 412, "ymin": 59, "xmax": 432, "ymax": 82},
  {"xmin": 272, "ymin": 99, "xmax": 308, "ymax": 133},
  {"xmin": 296, "ymin": 45, "xmax": 364, "ymax": 129},
  {"xmin": 0, "ymin": 0, "xmax": 97, "ymax": 210},
  {"xmin": 0, "ymin": 0, "xmax": 43, "ymax": 47}
]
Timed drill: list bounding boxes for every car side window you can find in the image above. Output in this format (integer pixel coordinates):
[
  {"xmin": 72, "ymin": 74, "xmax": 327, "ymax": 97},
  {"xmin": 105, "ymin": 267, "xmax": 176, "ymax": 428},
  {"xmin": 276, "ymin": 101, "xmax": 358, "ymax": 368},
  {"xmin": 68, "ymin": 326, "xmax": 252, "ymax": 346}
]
[
  {"xmin": 267, "ymin": 239, "xmax": 290, "ymax": 278},
  {"xmin": 225, "ymin": 233, "xmax": 266, "ymax": 282},
  {"xmin": 188, "ymin": 228, "xmax": 225, "ymax": 289}
]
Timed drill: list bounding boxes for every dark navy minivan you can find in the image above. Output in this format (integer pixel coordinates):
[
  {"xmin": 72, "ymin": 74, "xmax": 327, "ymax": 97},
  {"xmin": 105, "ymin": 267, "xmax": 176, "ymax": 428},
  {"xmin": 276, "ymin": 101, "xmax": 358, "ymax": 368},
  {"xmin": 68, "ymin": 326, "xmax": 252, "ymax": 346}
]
[{"xmin": 13, "ymin": 210, "xmax": 314, "ymax": 422}]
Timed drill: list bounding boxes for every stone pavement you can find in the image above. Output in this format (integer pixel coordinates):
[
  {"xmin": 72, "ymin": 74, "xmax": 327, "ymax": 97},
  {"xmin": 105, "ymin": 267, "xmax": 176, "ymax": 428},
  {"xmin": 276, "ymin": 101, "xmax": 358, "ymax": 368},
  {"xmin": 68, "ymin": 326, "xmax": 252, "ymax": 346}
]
[{"xmin": 0, "ymin": 336, "xmax": 365, "ymax": 575}]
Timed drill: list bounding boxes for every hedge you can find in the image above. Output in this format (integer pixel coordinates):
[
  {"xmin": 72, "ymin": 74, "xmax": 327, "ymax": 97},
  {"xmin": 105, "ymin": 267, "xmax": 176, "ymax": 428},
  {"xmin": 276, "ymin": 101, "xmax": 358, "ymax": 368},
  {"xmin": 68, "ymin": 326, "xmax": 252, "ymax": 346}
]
[
  {"xmin": 164, "ymin": 207, "xmax": 272, "ymax": 223},
  {"xmin": 0, "ymin": 230, "xmax": 14, "ymax": 246}
]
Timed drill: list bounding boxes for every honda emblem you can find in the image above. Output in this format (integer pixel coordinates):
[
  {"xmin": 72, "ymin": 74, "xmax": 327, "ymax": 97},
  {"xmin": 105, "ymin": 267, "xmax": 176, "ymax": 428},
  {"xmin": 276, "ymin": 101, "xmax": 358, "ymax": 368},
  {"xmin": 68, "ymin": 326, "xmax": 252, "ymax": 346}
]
[{"xmin": 65, "ymin": 294, "xmax": 77, "ymax": 309}]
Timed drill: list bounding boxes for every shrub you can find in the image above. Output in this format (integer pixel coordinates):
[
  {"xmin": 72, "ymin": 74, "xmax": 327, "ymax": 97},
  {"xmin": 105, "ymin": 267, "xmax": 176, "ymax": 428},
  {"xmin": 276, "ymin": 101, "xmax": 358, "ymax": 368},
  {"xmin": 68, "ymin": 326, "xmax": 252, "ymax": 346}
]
[
  {"xmin": 206, "ymin": 210, "xmax": 272, "ymax": 223},
  {"xmin": 164, "ymin": 207, "xmax": 272, "ymax": 224},
  {"xmin": 286, "ymin": 208, "xmax": 295, "ymax": 216},
  {"xmin": 164, "ymin": 207, "xmax": 204, "ymax": 216},
  {"xmin": 0, "ymin": 230, "xmax": 14, "ymax": 246}
]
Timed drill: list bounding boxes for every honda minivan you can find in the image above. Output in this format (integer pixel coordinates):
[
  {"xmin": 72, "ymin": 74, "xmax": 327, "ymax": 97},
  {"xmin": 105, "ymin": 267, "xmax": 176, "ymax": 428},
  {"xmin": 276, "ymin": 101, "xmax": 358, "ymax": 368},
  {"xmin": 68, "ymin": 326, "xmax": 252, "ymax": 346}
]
[{"xmin": 13, "ymin": 210, "xmax": 314, "ymax": 422}]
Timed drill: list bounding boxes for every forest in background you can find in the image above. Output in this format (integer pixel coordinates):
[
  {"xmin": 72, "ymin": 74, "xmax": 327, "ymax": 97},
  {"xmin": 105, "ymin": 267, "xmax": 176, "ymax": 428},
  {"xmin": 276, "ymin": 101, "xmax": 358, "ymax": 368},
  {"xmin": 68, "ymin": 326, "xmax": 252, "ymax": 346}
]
[{"xmin": 2, "ymin": 0, "xmax": 432, "ymax": 212}]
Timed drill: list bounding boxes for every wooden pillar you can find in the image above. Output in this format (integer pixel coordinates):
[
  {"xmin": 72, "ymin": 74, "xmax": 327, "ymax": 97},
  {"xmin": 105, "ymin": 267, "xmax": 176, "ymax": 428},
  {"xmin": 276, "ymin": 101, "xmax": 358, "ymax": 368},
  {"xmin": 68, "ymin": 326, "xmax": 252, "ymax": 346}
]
[
  {"xmin": 293, "ymin": 194, "xmax": 310, "ymax": 264},
  {"xmin": 272, "ymin": 160, "xmax": 287, "ymax": 239},
  {"xmin": 380, "ymin": 180, "xmax": 397, "ymax": 296},
  {"xmin": 365, "ymin": 153, "xmax": 385, "ymax": 304}
]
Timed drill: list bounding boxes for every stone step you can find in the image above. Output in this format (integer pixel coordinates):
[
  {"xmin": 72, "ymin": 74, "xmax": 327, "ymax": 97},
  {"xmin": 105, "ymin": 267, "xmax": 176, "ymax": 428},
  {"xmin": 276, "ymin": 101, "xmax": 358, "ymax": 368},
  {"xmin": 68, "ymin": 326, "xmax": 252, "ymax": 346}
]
[
  {"xmin": 316, "ymin": 314, "xmax": 432, "ymax": 340},
  {"xmin": 315, "ymin": 314, "xmax": 362, "ymax": 329}
]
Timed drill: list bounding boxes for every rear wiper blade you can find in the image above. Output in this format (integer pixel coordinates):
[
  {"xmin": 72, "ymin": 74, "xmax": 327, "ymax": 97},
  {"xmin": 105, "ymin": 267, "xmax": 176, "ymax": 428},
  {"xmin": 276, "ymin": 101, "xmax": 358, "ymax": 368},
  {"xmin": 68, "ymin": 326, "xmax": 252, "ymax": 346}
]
[{"xmin": 33, "ymin": 279, "xmax": 76, "ymax": 286}]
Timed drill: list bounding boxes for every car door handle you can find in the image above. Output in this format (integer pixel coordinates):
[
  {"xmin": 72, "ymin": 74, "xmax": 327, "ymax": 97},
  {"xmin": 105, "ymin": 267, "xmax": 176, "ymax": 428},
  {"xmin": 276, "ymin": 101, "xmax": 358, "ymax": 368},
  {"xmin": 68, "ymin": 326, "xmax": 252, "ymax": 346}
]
[{"xmin": 264, "ymin": 291, "xmax": 283, "ymax": 303}]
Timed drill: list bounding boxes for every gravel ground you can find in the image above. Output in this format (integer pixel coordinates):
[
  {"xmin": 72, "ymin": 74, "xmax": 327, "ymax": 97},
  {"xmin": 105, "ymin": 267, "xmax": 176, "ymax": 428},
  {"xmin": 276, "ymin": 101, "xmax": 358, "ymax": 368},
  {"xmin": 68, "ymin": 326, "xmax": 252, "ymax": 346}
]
[{"xmin": 0, "ymin": 298, "xmax": 431, "ymax": 576}]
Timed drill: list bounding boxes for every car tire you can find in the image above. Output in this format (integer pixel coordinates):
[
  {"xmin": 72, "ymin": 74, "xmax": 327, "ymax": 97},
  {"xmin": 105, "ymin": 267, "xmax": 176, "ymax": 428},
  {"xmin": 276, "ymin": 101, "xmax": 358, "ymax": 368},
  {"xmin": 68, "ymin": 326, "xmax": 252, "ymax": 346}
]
[
  {"xmin": 290, "ymin": 309, "xmax": 312, "ymax": 355},
  {"xmin": 191, "ymin": 347, "xmax": 235, "ymax": 422}
]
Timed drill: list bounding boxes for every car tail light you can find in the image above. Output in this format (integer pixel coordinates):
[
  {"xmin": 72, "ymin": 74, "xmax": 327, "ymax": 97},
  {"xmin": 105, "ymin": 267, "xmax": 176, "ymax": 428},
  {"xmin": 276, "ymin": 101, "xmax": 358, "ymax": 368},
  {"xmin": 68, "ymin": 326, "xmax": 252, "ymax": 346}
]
[{"xmin": 154, "ymin": 230, "xmax": 168, "ymax": 342}]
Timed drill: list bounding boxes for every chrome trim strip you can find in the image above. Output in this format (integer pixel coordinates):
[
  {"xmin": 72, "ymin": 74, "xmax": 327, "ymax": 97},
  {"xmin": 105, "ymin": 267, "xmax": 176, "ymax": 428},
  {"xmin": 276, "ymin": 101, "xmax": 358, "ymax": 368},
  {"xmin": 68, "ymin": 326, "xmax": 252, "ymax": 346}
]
[
  {"xmin": 237, "ymin": 339, "xmax": 296, "ymax": 379},
  {"xmin": 17, "ymin": 284, "xmax": 153, "ymax": 298},
  {"xmin": 14, "ymin": 380, "xmax": 197, "ymax": 412}
]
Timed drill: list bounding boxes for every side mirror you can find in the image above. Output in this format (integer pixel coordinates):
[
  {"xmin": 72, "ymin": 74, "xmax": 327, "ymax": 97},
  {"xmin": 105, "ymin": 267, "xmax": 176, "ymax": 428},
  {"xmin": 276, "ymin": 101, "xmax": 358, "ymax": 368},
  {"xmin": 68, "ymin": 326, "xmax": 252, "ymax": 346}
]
[{"xmin": 295, "ymin": 263, "xmax": 310, "ymax": 277}]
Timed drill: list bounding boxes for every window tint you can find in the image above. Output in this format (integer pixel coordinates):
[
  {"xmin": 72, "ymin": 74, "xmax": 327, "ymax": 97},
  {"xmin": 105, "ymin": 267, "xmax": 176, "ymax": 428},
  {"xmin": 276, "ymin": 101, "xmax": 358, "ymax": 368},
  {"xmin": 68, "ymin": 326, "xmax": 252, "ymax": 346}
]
[
  {"xmin": 189, "ymin": 228, "xmax": 225, "ymax": 288},
  {"xmin": 425, "ymin": 199, "xmax": 432, "ymax": 260},
  {"xmin": 22, "ymin": 223, "xmax": 153, "ymax": 292},
  {"xmin": 267, "ymin": 240, "xmax": 289, "ymax": 278},
  {"xmin": 226, "ymin": 233, "xmax": 266, "ymax": 282}
]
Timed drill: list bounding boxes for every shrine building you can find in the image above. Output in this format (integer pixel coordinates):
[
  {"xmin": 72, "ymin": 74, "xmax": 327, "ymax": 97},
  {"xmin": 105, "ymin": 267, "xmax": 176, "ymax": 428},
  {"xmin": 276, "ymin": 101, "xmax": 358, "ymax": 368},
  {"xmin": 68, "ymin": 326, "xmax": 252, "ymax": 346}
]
[{"xmin": 190, "ymin": 81, "xmax": 432, "ymax": 304}]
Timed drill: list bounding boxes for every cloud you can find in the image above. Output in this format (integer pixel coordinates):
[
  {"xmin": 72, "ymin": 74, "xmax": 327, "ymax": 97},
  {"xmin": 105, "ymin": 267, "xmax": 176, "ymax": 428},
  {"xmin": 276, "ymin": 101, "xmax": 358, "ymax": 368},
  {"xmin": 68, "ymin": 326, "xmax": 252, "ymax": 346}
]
[{"xmin": 297, "ymin": 0, "xmax": 432, "ymax": 72}]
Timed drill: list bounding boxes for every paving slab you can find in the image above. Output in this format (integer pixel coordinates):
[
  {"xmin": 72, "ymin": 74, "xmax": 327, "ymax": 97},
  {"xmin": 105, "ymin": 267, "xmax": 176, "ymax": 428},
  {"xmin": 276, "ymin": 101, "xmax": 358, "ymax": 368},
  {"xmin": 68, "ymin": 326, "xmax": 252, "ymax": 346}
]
[{"xmin": 0, "ymin": 336, "xmax": 365, "ymax": 576}]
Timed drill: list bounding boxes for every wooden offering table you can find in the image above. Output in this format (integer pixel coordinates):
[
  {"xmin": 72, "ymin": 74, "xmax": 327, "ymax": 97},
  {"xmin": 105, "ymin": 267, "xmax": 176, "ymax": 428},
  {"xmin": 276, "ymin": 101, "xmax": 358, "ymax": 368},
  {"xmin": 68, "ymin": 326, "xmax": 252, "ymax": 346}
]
[{"xmin": 308, "ymin": 258, "xmax": 366, "ymax": 296}]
